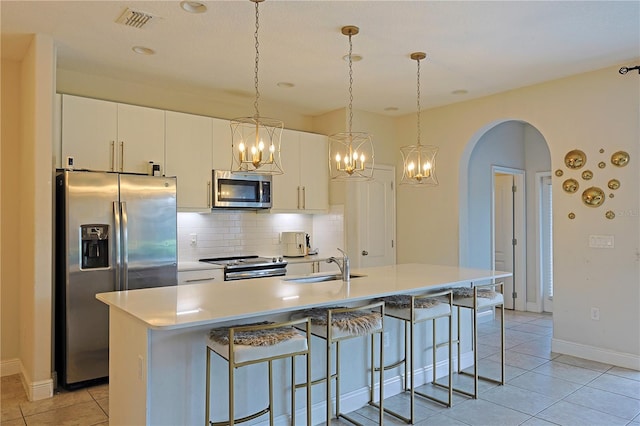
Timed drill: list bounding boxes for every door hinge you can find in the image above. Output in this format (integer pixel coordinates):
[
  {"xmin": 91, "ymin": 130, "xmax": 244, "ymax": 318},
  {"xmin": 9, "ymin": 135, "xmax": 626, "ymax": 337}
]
[
  {"xmin": 512, "ymin": 238, "xmax": 518, "ymax": 246},
  {"xmin": 390, "ymin": 182, "xmax": 394, "ymax": 190},
  {"xmin": 512, "ymin": 292, "xmax": 518, "ymax": 299},
  {"xmin": 512, "ymin": 185, "xmax": 517, "ymax": 192},
  {"xmin": 391, "ymin": 240, "xmax": 394, "ymax": 248}
]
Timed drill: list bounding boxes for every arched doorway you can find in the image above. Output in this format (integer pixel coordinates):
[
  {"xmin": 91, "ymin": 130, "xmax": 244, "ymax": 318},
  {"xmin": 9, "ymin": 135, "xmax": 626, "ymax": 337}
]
[{"xmin": 459, "ymin": 120, "xmax": 551, "ymax": 312}]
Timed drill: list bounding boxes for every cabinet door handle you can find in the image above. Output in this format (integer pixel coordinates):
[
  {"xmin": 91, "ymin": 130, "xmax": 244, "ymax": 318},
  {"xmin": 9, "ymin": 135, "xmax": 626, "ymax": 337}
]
[
  {"xmin": 185, "ymin": 277, "xmax": 216, "ymax": 283},
  {"xmin": 207, "ymin": 181, "xmax": 211, "ymax": 208},
  {"xmin": 110, "ymin": 141, "xmax": 115, "ymax": 171},
  {"xmin": 362, "ymin": 250, "xmax": 369, "ymax": 256},
  {"xmin": 297, "ymin": 186, "xmax": 301, "ymax": 210},
  {"xmin": 302, "ymin": 186, "xmax": 306, "ymax": 209},
  {"xmin": 119, "ymin": 141, "xmax": 124, "ymax": 172}
]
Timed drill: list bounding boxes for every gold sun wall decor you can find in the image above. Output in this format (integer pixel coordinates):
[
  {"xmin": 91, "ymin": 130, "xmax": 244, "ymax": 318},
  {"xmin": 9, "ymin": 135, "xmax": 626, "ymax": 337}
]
[
  {"xmin": 611, "ymin": 151, "xmax": 630, "ymax": 167},
  {"xmin": 562, "ymin": 178, "xmax": 579, "ymax": 193},
  {"xmin": 582, "ymin": 187, "xmax": 605, "ymax": 208},
  {"xmin": 581, "ymin": 170, "xmax": 593, "ymax": 180}
]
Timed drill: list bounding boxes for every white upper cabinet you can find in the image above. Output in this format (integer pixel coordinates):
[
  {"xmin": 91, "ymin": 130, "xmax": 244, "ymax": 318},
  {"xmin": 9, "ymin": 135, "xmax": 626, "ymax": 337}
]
[
  {"xmin": 116, "ymin": 103, "xmax": 165, "ymax": 174},
  {"xmin": 62, "ymin": 95, "xmax": 117, "ymax": 171},
  {"xmin": 272, "ymin": 130, "xmax": 328, "ymax": 213},
  {"xmin": 211, "ymin": 118, "xmax": 232, "ymax": 172},
  {"xmin": 165, "ymin": 111, "xmax": 213, "ymax": 211},
  {"xmin": 61, "ymin": 95, "xmax": 164, "ymax": 174}
]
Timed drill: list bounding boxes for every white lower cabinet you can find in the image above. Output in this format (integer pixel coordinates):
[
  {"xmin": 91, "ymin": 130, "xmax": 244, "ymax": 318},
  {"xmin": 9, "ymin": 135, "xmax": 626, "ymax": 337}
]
[
  {"xmin": 165, "ymin": 111, "xmax": 213, "ymax": 211},
  {"xmin": 177, "ymin": 269, "xmax": 223, "ymax": 285}
]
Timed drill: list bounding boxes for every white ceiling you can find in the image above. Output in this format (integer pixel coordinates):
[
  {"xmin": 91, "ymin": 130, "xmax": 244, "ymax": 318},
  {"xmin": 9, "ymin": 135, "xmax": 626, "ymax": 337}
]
[{"xmin": 2, "ymin": 1, "xmax": 639, "ymax": 117}]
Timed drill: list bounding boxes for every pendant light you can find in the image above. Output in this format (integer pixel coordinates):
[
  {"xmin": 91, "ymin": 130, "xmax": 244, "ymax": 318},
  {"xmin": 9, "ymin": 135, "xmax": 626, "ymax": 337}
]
[
  {"xmin": 400, "ymin": 52, "xmax": 438, "ymax": 186},
  {"xmin": 230, "ymin": 0, "xmax": 283, "ymax": 175},
  {"xmin": 329, "ymin": 26, "xmax": 374, "ymax": 181}
]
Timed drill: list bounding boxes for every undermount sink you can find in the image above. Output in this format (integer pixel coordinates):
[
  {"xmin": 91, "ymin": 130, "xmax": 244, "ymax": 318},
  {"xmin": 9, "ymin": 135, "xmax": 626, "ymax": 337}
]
[{"xmin": 283, "ymin": 273, "xmax": 367, "ymax": 284}]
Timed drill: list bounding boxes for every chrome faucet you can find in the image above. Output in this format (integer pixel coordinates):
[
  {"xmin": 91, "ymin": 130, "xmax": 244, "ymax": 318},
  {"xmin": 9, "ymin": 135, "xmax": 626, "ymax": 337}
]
[{"xmin": 327, "ymin": 248, "xmax": 350, "ymax": 281}]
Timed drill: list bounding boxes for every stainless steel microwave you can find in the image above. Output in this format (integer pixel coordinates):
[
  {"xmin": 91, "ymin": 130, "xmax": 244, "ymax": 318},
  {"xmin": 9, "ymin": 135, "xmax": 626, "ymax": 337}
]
[{"xmin": 212, "ymin": 170, "xmax": 272, "ymax": 209}]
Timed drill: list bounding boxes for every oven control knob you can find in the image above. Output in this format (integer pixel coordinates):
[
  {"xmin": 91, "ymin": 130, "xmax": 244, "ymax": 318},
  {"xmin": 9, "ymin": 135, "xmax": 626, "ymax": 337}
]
[
  {"xmin": 272, "ymin": 257, "xmax": 277, "ymax": 262},
  {"xmin": 278, "ymin": 257, "xmax": 283, "ymax": 262}
]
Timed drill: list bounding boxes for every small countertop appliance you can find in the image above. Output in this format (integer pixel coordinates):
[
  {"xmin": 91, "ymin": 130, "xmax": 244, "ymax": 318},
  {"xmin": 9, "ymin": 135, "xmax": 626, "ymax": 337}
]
[{"xmin": 282, "ymin": 231, "xmax": 307, "ymax": 257}]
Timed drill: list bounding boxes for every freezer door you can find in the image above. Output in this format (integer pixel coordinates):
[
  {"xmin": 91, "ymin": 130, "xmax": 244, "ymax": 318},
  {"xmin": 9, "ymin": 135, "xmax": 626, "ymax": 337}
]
[
  {"xmin": 62, "ymin": 171, "xmax": 118, "ymax": 385},
  {"xmin": 119, "ymin": 174, "xmax": 177, "ymax": 290}
]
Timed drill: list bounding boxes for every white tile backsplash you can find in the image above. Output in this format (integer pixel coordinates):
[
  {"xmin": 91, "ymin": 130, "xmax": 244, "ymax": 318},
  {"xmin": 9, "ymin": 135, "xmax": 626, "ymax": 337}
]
[{"xmin": 177, "ymin": 206, "xmax": 344, "ymax": 261}]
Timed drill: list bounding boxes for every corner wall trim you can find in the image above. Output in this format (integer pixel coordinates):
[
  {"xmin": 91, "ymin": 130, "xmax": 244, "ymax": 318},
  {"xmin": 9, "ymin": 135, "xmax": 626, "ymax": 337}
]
[
  {"xmin": 20, "ymin": 364, "xmax": 54, "ymax": 401},
  {"xmin": 552, "ymin": 338, "xmax": 640, "ymax": 371}
]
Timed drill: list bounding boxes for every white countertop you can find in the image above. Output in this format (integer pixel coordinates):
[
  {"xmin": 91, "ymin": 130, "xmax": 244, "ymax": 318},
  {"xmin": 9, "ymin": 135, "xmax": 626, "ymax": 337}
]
[{"xmin": 97, "ymin": 263, "xmax": 510, "ymax": 331}]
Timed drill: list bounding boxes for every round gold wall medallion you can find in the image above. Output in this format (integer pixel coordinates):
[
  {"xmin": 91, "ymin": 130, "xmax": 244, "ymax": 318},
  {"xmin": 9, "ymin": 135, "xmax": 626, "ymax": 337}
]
[
  {"xmin": 555, "ymin": 169, "xmax": 564, "ymax": 177},
  {"xmin": 581, "ymin": 170, "xmax": 593, "ymax": 180},
  {"xmin": 609, "ymin": 193, "xmax": 615, "ymax": 198},
  {"xmin": 565, "ymin": 149, "xmax": 586, "ymax": 169},
  {"xmin": 582, "ymin": 186, "xmax": 605, "ymax": 207},
  {"xmin": 562, "ymin": 178, "xmax": 579, "ymax": 193},
  {"xmin": 611, "ymin": 151, "xmax": 630, "ymax": 167},
  {"xmin": 605, "ymin": 210, "xmax": 615, "ymax": 220},
  {"xmin": 598, "ymin": 161, "xmax": 606, "ymax": 169},
  {"xmin": 568, "ymin": 212, "xmax": 575, "ymax": 219},
  {"xmin": 608, "ymin": 179, "xmax": 620, "ymax": 190},
  {"xmin": 599, "ymin": 148, "xmax": 605, "ymax": 154}
]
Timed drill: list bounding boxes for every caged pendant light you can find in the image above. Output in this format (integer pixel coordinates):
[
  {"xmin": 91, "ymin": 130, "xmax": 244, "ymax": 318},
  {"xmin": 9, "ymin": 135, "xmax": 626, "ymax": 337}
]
[
  {"xmin": 230, "ymin": 0, "xmax": 284, "ymax": 175},
  {"xmin": 329, "ymin": 25, "xmax": 374, "ymax": 181},
  {"xmin": 400, "ymin": 52, "xmax": 438, "ymax": 186}
]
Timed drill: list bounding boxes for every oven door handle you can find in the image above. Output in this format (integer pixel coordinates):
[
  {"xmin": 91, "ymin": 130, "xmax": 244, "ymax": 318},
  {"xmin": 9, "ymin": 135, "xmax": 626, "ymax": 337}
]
[{"xmin": 225, "ymin": 267, "xmax": 287, "ymax": 281}]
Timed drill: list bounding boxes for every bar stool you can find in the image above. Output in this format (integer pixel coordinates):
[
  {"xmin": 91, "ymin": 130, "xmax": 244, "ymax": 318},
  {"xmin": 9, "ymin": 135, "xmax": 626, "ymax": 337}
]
[
  {"xmin": 298, "ymin": 301, "xmax": 385, "ymax": 425},
  {"xmin": 206, "ymin": 318, "xmax": 312, "ymax": 426},
  {"xmin": 375, "ymin": 289, "xmax": 453, "ymax": 424},
  {"xmin": 451, "ymin": 281, "xmax": 505, "ymax": 399}
]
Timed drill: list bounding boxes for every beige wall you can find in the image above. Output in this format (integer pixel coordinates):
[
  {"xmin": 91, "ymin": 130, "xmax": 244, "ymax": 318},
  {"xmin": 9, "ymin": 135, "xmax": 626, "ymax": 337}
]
[
  {"xmin": 395, "ymin": 63, "xmax": 640, "ymax": 366},
  {"xmin": 1, "ymin": 34, "xmax": 55, "ymax": 398},
  {"xmin": 1, "ymin": 59, "xmax": 22, "ymax": 362}
]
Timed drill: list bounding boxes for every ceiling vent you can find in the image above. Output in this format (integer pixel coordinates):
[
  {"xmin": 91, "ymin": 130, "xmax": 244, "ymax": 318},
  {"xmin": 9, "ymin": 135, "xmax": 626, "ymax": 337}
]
[{"xmin": 116, "ymin": 8, "xmax": 154, "ymax": 29}]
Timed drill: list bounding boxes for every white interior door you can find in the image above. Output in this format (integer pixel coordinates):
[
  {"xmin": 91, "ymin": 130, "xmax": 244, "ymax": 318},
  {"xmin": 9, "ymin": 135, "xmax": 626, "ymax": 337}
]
[
  {"xmin": 494, "ymin": 173, "xmax": 515, "ymax": 309},
  {"xmin": 493, "ymin": 167, "xmax": 526, "ymax": 311},
  {"xmin": 354, "ymin": 166, "xmax": 396, "ymax": 268},
  {"xmin": 540, "ymin": 174, "xmax": 554, "ymax": 312}
]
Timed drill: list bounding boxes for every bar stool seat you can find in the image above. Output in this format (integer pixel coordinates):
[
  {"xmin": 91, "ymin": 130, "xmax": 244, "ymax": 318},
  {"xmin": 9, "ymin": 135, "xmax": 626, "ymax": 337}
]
[
  {"xmin": 451, "ymin": 282, "xmax": 505, "ymax": 400},
  {"xmin": 296, "ymin": 302, "xmax": 385, "ymax": 425},
  {"xmin": 206, "ymin": 319, "xmax": 311, "ymax": 426},
  {"xmin": 377, "ymin": 290, "xmax": 453, "ymax": 424}
]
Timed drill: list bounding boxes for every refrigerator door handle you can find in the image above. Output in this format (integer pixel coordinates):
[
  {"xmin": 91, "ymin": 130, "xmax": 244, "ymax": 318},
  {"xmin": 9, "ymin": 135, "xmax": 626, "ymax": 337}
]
[
  {"xmin": 113, "ymin": 201, "xmax": 122, "ymax": 291},
  {"xmin": 121, "ymin": 201, "xmax": 129, "ymax": 290}
]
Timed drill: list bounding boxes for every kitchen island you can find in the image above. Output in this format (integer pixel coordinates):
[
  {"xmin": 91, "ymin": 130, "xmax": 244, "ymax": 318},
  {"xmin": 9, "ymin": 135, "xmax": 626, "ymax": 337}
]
[{"xmin": 97, "ymin": 263, "xmax": 510, "ymax": 426}]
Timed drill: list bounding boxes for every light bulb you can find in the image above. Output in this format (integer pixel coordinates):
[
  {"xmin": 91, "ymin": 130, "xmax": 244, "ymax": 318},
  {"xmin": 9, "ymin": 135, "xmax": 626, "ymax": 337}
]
[
  {"xmin": 335, "ymin": 153, "xmax": 341, "ymax": 162},
  {"xmin": 238, "ymin": 142, "xmax": 245, "ymax": 152},
  {"xmin": 353, "ymin": 151, "xmax": 358, "ymax": 161},
  {"xmin": 251, "ymin": 146, "xmax": 257, "ymax": 155},
  {"xmin": 269, "ymin": 144, "xmax": 275, "ymax": 153},
  {"xmin": 258, "ymin": 140, "xmax": 265, "ymax": 151},
  {"xmin": 408, "ymin": 162, "xmax": 415, "ymax": 171},
  {"xmin": 425, "ymin": 161, "xmax": 432, "ymax": 170},
  {"xmin": 360, "ymin": 153, "xmax": 365, "ymax": 162}
]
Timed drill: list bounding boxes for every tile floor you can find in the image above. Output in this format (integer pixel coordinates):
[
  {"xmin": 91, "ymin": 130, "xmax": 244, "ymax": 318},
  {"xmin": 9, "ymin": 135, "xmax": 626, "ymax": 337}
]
[{"xmin": 1, "ymin": 310, "xmax": 639, "ymax": 425}]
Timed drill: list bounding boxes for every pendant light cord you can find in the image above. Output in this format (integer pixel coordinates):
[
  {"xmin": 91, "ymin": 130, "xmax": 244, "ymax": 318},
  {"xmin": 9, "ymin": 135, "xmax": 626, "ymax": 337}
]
[
  {"xmin": 416, "ymin": 57, "xmax": 421, "ymax": 147},
  {"xmin": 253, "ymin": 0, "xmax": 261, "ymax": 118},
  {"xmin": 348, "ymin": 32, "xmax": 354, "ymax": 136}
]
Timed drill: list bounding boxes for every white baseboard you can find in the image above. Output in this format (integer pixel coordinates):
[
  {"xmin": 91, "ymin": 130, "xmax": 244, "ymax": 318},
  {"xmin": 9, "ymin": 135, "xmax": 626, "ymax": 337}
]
[
  {"xmin": 18, "ymin": 363, "xmax": 54, "ymax": 401},
  {"xmin": 267, "ymin": 350, "xmax": 475, "ymax": 426},
  {"xmin": 552, "ymin": 338, "xmax": 640, "ymax": 371},
  {"xmin": 1, "ymin": 358, "xmax": 22, "ymax": 377},
  {"xmin": 526, "ymin": 302, "xmax": 542, "ymax": 313}
]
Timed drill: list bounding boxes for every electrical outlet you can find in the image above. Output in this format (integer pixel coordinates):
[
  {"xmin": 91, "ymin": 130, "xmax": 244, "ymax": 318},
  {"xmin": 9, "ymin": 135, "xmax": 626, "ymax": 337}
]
[
  {"xmin": 383, "ymin": 332, "xmax": 390, "ymax": 348},
  {"xmin": 190, "ymin": 233, "xmax": 197, "ymax": 247},
  {"xmin": 590, "ymin": 307, "xmax": 600, "ymax": 321}
]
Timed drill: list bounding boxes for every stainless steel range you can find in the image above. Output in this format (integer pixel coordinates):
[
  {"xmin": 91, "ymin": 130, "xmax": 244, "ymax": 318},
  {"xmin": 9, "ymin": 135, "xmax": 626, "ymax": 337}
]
[{"xmin": 199, "ymin": 256, "xmax": 287, "ymax": 281}]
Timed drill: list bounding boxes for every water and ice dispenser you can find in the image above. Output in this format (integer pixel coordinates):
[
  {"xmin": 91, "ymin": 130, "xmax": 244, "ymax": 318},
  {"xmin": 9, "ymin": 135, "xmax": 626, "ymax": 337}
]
[{"xmin": 81, "ymin": 224, "xmax": 109, "ymax": 269}]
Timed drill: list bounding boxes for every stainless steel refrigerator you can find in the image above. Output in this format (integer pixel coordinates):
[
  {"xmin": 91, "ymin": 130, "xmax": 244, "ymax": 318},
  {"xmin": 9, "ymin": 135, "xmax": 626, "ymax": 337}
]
[{"xmin": 55, "ymin": 170, "xmax": 177, "ymax": 388}]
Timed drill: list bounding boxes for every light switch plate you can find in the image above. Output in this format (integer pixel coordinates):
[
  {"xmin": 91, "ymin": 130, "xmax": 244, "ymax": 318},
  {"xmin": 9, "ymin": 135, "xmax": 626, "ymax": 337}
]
[{"xmin": 588, "ymin": 235, "xmax": 614, "ymax": 249}]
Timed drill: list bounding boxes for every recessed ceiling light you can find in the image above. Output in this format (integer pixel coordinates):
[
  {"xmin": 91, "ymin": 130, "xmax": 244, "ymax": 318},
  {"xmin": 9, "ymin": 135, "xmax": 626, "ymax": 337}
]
[
  {"xmin": 384, "ymin": 107, "xmax": 399, "ymax": 111},
  {"xmin": 180, "ymin": 1, "xmax": 207, "ymax": 14},
  {"xmin": 342, "ymin": 54, "xmax": 363, "ymax": 62},
  {"xmin": 452, "ymin": 89, "xmax": 468, "ymax": 95},
  {"xmin": 132, "ymin": 46, "xmax": 155, "ymax": 55},
  {"xmin": 277, "ymin": 82, "xmax": 295, "ymax": 88}
]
